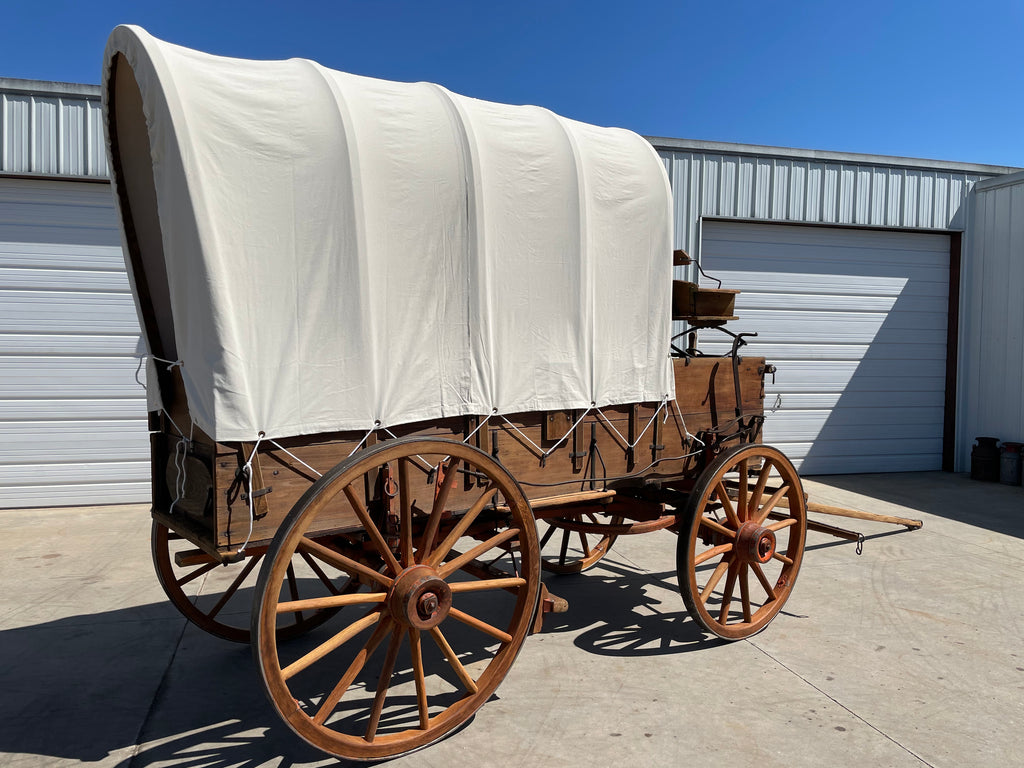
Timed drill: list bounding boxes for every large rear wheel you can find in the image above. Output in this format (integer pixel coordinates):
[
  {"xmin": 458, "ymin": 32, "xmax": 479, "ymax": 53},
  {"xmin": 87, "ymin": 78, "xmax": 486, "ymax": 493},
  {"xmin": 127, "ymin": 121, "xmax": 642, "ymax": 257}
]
[{"xmin": 253, "ymin": 437, "xmax": 540, "ymax": 760}]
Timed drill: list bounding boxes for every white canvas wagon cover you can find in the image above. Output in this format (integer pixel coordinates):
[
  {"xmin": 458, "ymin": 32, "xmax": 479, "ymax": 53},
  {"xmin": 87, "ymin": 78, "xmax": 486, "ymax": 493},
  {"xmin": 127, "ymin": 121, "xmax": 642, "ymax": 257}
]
[{"xmin": 102, "ymin": 25, "xmax": 674, "ymax": 443}]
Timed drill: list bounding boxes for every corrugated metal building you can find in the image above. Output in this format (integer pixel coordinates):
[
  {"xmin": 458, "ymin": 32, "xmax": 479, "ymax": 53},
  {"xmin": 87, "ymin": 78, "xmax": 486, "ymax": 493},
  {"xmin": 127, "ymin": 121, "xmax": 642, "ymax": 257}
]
[{"xmin": 1, "ymin": 78, "xmax": 1022, "ymax": 507}]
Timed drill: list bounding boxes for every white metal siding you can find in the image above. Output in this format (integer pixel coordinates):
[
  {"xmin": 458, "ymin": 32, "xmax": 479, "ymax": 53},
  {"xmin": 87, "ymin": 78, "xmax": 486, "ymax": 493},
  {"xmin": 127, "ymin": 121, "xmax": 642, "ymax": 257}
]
[
  {"xmin": 1, "ymin": 89, "xmax": 107, "ymax": 178},
  {"xmin": 701, "ymin": 221, "xmax": 950, "ymax": 474},
  {"xmin": 0, "ymin": 177, "xmax": 148, "ymax": 508},
  {"xmin": 657, "ymin": 147, "xmax": 985, "ymax": 266},
  {"xmin": 958, "ymin": 171, "xmax": 1024, "ymax": 471}
]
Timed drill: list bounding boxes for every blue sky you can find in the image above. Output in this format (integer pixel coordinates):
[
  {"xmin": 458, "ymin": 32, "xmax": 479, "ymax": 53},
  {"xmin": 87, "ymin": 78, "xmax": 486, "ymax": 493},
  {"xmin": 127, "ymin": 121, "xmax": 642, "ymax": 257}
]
[{"xmin": 3, "ymin": 0, "xmax": 1023, "ymax": 167}]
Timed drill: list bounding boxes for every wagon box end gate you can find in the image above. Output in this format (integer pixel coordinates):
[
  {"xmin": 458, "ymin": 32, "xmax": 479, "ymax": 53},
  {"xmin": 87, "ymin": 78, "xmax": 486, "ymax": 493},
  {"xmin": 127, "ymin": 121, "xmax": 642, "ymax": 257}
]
[{"xmin": 98, "ymin": 25, "xmax": 876, "ymax": 762}]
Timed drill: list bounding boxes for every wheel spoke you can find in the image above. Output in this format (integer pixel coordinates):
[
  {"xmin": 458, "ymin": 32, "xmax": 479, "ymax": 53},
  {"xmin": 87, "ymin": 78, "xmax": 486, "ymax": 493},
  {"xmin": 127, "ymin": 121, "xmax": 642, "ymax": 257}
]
[
  {"xmin": 418, "ymin": 458, "xmax": 461, "ymax": 559},
  {"xmin": 449, "ymin": 577, "xmax": 527, "ymax": 594},
  {"xmin": 772, "ymin": 551, "xmax": 794, "ymax": 565},
  {"xmin": 558, "ymin": 527, "xmax": 570, "ymax": 565},
  {"xmin": 313, "ymin": 617, "xmax": 393, "ymax": 726},
  {"xmin": 300, "ymin": 550, "xmax": 347, "ymax": 595},
  {"xmin": 428, "ymin": 626, "xmax": 478, "ymax": 694},
  {"xmin": 398, "ymin": 458, "xmax": 414, "ymax": 568},
  {"xmin": 282, "ymin": 609, "xmax": 381, "ymax": 681},
  {"xmin": 401, "ymin": 628, "xmax": 429, "ymax": 730},
  {"xmin": 718, "ymin": 561, "xmax": 738, "ymax": 624},
  {"xmin": 747, "ymin": 459, "xmax": 773, "ymax": 518},
  {"xmin": 739, "ymin": 563, "xmax": 752, "ymax": 623},
  {"xmin": 439, "ymin": 528, "xmax": 520, "ymax": 579},
  {"xmin": 539, "ymin": 523, "xmax": 557, "ymax": 549},
  {"xmin": 299, "ymin": 537, "xmax": 393, "ymax": 589},
  {"xmin": 700, "ymin": 516, "xmax": 736, "ymax": 539},
  {"xmin": 364, "ymin": 627, "xmax": 405, "ymax": 742},
  {"xmin": 206, "ymin": 553, "xmax": 261, "ymax": 619},
  {"xmin": 768, "ymin": 517, "xmax": 797, "ymax": 532},
  {"xmin": 578, "ymin": 530, "xmax": 591, "ymax": 557},
  {"xmin": 428, "ymin": 484, "xmax": 498, "ymax": 567},
  {"xmin": 286, "ymin": 563, "xmax": 301, "ymax": 623},
  {"xmin": 751, "ymin": 561, "xmax": 776, "ymax": 600},
  {"xmin": 343, "ymin": 482, "xmax": 402, "ymax": 575},
  {"xmin": 276, "ymin": 592, "xmax": 386, "ymax": 613},
  {"xmin": 737, "ymin": 460, "xmax": 748, "ymax": 522},
  {"xmin": 754, "ymin": 484, "xmax": 790, "ymax": 525},
  {"xmin": 176, "ymin": 559, "xmax": 218, "ymax": 588},
  {"xmin": 448, "ymin": 607, "xmax": 513, "ymax": 644},
  {"xmin": 694, "ymin": 542, "xmax": 733, "ymax": 566},
  {"xmin": 699, "ymin": 558, "xmax": 731, "ymax": 603},
  {"xmin": 714, "ymin": 482, "xmax": 741, "ymax": 529}
]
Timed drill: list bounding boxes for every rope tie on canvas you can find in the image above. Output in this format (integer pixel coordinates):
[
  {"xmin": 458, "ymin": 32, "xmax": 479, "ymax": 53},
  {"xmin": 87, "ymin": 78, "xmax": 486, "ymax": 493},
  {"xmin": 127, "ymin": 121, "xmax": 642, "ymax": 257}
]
[
  {"xmin": 238, "ymin": 431, "xmax": 266, "ymax": 555},
  {"xmin": 168, "ymin": 420, "xmax": 196, "ymax": 515},
  {"xmin": 133, "ymin": 354, "xmax": 184, "ymax": 390}
]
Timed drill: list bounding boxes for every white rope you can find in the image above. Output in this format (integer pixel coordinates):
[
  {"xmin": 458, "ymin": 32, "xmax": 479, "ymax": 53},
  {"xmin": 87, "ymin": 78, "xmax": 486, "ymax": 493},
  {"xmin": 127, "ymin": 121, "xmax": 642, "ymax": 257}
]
[
  {"xmin": 167, "ymin": 420, "xmax": 196, "ymax": 515},
  {"xmin": 266, "ymin": 438, "xmax": 323, "ymax": 479},
  {"xmin": 462, "ymin": 412, "xmax": 493, "ymax": 444},
  {"xmin": 238, "ymin": 431, "xmax": 266, "ymax": 555},
  {"xmin": 347, "ymin": 423, "xmax": 381, "ymax": 457},
  {"xmin": 381, "ymin": 427, "xmax": 438, "ymax": 471},
  {"xmin": 133, "ymin": 354, "xmax": 183, "ymax": 391},
  {"xmin": 594, "ymin": 395, "xmax": 671, "ymax": 451},
  {"xmin": 497, "ymin": 404, "xmax": 594, "ymax": 464},
  {"xmin": 670, "ymin": 399, "xmax": 705, "ymax": 451}
]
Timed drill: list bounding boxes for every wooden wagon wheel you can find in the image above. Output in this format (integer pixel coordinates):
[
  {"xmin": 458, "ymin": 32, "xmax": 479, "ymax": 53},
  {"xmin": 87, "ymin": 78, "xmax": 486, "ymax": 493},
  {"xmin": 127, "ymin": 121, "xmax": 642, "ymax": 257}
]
[
  {"xmin": 252, "ymin": 437, "xmax": 541, "ymax": 760},
  {"xmin": 677, "ymin": 444, "xmax": 806, "ymax": 640},
  {"xmin": 152, "ymin": 521, "xmax": 350, "ymax": 643},
  {"xmin": 539, "ymin": 511, "xmax": 624, "ymax": 574}
]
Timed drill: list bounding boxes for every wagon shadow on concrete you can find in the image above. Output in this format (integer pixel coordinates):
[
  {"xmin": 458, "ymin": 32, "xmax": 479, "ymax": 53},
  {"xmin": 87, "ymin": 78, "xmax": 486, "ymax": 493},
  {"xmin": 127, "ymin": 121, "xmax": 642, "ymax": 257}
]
[{"xmin": 0, "ymin": 562, "xmax": 727, "ymax": 768}]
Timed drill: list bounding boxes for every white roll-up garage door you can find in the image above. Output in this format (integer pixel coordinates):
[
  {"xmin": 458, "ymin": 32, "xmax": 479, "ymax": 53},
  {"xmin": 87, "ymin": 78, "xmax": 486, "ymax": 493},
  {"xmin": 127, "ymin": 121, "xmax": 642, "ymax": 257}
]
[
  {"xmin": 0, "ymin": 178, "xmax": 148, "ymax": 508},
  {"xmin": 700, "ymin": 221, "xmax": 950, "ymax": 474}
]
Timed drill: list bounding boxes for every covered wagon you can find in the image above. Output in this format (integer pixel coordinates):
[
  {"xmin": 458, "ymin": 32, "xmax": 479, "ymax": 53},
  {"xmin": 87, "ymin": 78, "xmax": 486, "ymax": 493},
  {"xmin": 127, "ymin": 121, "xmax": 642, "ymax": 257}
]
[{"xmin": 102, "ymin": 25, "xmax": 806, "ymax": 760}]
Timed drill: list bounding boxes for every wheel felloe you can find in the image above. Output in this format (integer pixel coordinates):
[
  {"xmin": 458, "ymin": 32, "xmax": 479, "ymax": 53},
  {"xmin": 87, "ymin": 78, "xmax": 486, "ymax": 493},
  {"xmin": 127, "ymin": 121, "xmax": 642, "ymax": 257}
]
[{"xmin": 677, "ymin": 444, "xmax": 806, "ymax": 640}]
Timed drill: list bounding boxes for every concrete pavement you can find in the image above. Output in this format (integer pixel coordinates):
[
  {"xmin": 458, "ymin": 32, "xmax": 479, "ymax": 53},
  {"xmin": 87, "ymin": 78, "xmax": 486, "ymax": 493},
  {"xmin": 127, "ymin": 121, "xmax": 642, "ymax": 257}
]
[{"xmin": 1, "ymin": 471, "xmax": 1021, "ymax": 767}]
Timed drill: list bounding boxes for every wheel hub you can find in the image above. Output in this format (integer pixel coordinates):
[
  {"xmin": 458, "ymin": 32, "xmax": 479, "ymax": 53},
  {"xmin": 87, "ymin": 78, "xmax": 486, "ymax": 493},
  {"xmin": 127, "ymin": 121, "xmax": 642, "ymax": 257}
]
[
  {"xmin": 388, "ymin": 564, "xmax": 452, "ymax": 629},
  {"xmin": 735, "ymin": 521, "xmax": 776, "ymax": 564}
]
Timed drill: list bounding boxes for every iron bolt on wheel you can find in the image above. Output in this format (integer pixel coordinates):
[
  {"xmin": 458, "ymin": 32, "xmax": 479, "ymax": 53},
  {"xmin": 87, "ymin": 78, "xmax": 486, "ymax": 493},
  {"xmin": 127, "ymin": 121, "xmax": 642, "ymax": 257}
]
[
  {"xmin": 677, "ymin": 444, "xmax": 806, "ymax": 640},
  {"xmin": 151, "ymin": 520, "xmax": 345, "ymax": 643},
  {"xmin": 252, "ymin": 437, "xmax": 541, "ymax": 761}
]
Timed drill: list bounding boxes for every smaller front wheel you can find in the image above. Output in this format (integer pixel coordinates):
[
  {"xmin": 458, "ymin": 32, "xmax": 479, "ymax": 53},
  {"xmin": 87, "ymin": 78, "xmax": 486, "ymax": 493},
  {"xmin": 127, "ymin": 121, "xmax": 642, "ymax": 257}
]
[{"xmin": 677, "ymin": 444, "xmax": 806, "ymax": 640}]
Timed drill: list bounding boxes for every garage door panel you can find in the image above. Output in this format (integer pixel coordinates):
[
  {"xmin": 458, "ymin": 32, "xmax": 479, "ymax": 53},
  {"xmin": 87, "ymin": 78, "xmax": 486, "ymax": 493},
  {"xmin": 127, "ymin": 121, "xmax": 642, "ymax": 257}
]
[
  {"xmin": 0, "ymin": 357, "xmax": 146, "ymax": 396},
  {"xmin": 0, "ymin": 266, "xmax": 131, "ymax": 291},
  {"xmin": 0, "ymin": 398, "xmax": 146, "ymax": 419},
  {"xmin": 731, "ymin": 309, "xmax": 947, "ymax": 335},
  {"xmin": 702, "ymin": 342, "xmax": 947, "ymax": 362},
  {"xmin": 0, "ymin": 461, "xmax": 151, "ymax": 488},
  {"xmin": 2, "ymin": 482, "xmax": 150, "ymax": 509},
  {"xmin": 0, "ymin": 420, "xmax": 149, "ymax": 463},
  {"xmin": 702, "ymin": 221, "xmax": 949, "ymax": 474},
  {"xmin": 0, "ymin": 242, "xmax": 125, "ymax": 271},
  {"xmin": 708, "ymin": 224, "xmax": 946, "ymax": 250},
  {"xmin": 0, "ymin": 333, "xmax": 141, "ymax": 355},
  {"xmin": 777, "ymin": 391, "xmax": 946, "ymax": 409},
  {"xmin": 708, "ymin": 270, "xmax": 949, "ymax": 298},
  {"xmin": 735, "ymin": 292, "xmax": 948, "ymax": 314},
  {"xmin": 0, "ymin": 290, "xmax": 139, "ymax": 332},
  {"xmin": 771, "ymin": 409, "xmax": 944, "ymax": 441}
]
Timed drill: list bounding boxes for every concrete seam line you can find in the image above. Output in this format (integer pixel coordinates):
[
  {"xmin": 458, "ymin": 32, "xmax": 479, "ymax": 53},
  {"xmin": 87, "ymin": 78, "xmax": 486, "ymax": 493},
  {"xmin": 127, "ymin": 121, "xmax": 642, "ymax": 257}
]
[
  {"xmin": 748, "ymin": 641, "xmax": 937, "ymax": 768},
  {"xmin": 125, "ymin": 611, "xmax": 190, "ymax": 766}
]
